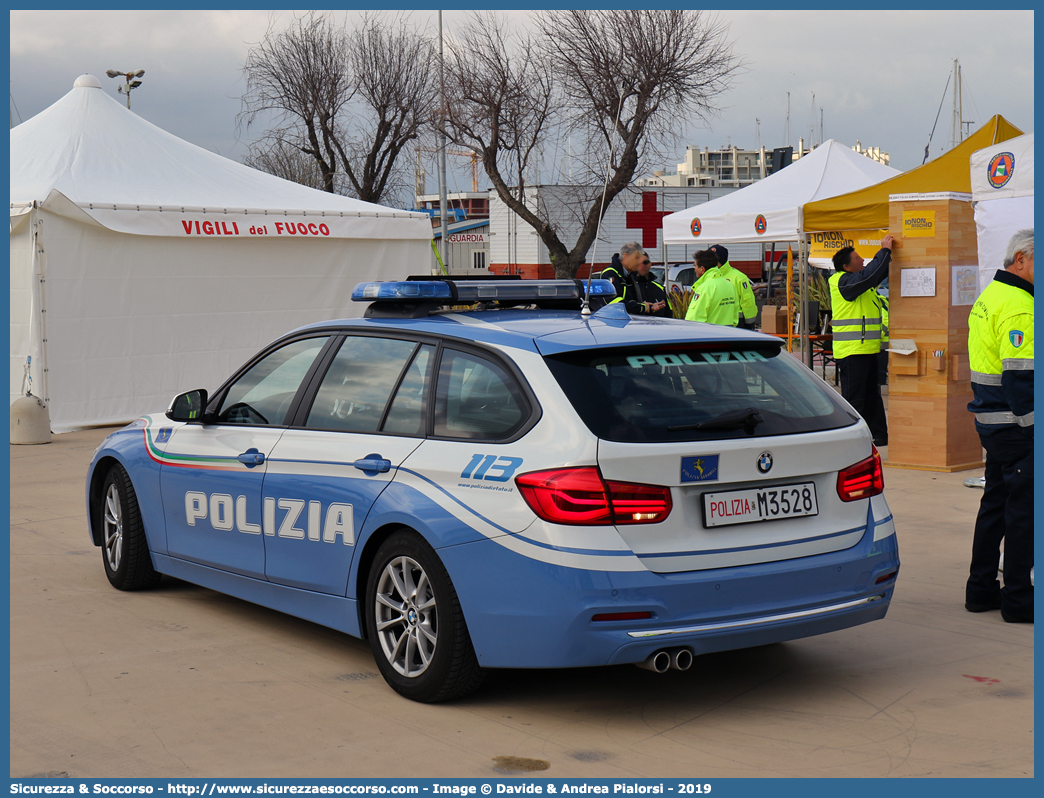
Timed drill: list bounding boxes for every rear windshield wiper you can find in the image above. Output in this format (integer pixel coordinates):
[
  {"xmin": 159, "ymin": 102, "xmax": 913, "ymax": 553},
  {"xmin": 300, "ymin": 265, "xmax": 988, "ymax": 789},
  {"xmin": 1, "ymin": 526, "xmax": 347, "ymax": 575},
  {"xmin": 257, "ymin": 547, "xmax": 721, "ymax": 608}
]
[{"xmin": 669, "ymin": 407, "xmax": 765, "ymax": 432}]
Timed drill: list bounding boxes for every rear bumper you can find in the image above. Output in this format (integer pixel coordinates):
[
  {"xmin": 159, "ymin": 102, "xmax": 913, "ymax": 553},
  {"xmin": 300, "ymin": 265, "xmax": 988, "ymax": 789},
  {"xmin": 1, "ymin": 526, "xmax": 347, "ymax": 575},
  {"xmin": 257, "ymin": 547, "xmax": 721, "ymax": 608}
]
[
  {"xmin": 439, "ymin": 503, "xmax": 899, "ymax": 669},
  {"xmin": 605, "ymin": 592, "xmax": 890, "ymax": 665},
  {"xmin": 627, "ymin": 594, "xmax": 885, "ymax": 639}
]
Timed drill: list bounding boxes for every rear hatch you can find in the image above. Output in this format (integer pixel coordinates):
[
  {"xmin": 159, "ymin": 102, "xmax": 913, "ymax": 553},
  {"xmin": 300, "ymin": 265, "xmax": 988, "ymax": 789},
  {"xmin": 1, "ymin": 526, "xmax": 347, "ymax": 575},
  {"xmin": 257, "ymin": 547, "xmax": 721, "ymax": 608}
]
[{"xmin": 542, "ymin": 338, "xmax": 875, "ymax": 573}]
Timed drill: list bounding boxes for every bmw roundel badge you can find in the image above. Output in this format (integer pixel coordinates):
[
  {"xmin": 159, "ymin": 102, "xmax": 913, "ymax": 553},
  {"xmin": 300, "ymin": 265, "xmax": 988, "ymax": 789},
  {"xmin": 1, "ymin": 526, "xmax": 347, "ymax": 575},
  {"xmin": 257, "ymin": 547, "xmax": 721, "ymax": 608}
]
[{"xmin": 757, "ymin": 452, "xmax": 773, "ymax": 473}]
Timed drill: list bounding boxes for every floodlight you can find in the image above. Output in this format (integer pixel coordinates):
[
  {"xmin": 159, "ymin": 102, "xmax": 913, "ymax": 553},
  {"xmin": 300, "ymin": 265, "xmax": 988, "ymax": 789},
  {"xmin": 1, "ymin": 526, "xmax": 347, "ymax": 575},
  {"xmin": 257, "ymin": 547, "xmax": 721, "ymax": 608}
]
[{"xmin": 105, "ymin": 68, "xmax": 145, "ymax": 108}]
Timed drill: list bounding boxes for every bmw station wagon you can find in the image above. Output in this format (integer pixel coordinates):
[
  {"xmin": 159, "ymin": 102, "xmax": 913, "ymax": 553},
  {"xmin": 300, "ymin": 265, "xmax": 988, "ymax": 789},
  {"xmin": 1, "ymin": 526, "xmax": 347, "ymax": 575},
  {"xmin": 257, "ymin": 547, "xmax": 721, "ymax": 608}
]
[{"xmin": 86, "ymin": 278, "xmax": 899, "ymax": 702}]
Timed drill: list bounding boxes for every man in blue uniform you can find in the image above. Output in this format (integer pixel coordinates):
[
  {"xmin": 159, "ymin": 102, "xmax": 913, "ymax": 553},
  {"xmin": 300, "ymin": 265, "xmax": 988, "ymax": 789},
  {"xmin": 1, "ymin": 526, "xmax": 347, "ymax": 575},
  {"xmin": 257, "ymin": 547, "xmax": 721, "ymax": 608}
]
[
  {"xmin": 965, "ymin": 229, "xmax": 1034, "ymax": 623},
  {"xmin": 601, "ymin": 241, "xmax": 670, "ymax": 317}
]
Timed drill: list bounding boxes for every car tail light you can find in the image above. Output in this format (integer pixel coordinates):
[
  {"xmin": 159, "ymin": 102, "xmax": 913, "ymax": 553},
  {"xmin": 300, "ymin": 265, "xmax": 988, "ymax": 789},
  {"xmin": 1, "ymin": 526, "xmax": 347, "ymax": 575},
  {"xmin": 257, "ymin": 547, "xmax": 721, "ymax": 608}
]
[
  {"xmin": 836, "ymin": 446, "xmax": 885, "ymax": 502},
  {"xmin": 605, "ymin": 480, "xmax": 673, "ymax": 524},
  {"xmin": 516, "ymin": 467, "xmax": 612, "ymax": 524},
  {"xmin": 515, "ymin": 467, "xmax": 672, "ymax": 526}
]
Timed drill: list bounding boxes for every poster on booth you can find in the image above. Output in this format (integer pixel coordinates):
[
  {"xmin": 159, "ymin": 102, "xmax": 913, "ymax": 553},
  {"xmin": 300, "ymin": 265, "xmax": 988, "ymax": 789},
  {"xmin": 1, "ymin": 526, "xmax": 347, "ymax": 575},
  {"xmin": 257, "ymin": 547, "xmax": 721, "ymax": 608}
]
[
  {"xmin": 902, "ymin": 210, "xmax": 936, "ymax": 238},
  {"xmin": 806, "ymin": 229, "xmax": 889, "ymax": 269}
]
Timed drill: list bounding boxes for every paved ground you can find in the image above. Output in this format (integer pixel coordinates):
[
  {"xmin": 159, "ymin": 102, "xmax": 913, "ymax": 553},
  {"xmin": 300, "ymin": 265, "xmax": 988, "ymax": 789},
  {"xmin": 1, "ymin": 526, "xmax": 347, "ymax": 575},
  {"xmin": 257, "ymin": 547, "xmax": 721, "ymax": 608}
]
[{"xmin": 10, "ymin": 427, "xmax": 1033, "ymax": 779}]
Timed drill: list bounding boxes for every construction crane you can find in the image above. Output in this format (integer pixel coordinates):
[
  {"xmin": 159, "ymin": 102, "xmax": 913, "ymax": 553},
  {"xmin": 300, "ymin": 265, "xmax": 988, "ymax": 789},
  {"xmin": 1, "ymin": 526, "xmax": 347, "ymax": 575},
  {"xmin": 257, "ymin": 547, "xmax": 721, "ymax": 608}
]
[{"xmin": 415, "ymin": 146, "xmax": 481, "ymax": 194}]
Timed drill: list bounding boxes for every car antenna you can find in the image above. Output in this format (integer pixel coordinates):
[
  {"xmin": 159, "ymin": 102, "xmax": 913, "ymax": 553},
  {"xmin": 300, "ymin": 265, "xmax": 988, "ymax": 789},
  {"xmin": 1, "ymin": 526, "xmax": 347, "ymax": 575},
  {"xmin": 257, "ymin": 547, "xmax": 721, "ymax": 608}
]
[{"xmin": 582, "ymin": 85, "xmax": 627, "ymax": 317}]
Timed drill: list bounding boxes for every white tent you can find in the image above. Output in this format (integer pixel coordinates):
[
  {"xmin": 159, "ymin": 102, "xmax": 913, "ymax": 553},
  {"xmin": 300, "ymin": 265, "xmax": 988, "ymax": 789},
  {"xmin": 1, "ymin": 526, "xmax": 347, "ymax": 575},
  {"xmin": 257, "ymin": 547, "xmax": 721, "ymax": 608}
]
[
  {"xmin": 661, "ymin": 139, "xmax": 899, "ymax": 245},
  {"xmin": 11, "ymin": 75, "xmax": 432, "ymax": 432},
  {"xmin": 970, "ymin": 132, "xmax": 1034, "ymax": 290}
]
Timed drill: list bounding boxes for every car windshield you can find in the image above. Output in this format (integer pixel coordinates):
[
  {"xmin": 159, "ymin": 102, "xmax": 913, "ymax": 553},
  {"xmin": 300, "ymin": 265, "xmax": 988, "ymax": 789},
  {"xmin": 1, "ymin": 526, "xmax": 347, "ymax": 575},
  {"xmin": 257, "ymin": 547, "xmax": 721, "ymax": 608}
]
[{"xmin": 544, "ymin": 342, "xmax": 857, "ymax": 443}]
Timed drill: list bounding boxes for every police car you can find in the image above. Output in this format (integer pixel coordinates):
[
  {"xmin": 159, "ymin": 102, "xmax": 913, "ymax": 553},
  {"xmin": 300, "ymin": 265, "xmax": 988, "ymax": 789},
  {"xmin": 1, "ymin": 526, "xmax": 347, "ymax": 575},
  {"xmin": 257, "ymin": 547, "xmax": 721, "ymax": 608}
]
[{"xmin": 86, "ymin": 277, "xmax": 899, "ymax": 703}]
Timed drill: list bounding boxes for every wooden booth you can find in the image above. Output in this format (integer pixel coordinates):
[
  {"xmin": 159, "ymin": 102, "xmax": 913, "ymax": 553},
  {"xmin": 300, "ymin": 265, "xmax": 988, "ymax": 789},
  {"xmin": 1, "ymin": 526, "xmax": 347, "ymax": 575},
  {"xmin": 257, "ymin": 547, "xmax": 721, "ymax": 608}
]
[{"xmin": 885, "ymin": 192, "xmax": 983, "ymax": 472}]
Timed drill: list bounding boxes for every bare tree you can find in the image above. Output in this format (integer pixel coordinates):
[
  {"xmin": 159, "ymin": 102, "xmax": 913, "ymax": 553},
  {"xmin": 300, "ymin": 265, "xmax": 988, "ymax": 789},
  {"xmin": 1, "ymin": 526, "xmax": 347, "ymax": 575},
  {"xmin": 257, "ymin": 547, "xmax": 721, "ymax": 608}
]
[
  {"xmin": 442, "ymin": 14, "xmax": 556, "ymax": 246},
  {"xmin": 342, "ymin": 13, "xmax": 437, "ymax": 205},
  {"xmin": 243, "ymin": 135, "xmax": 330, "ymax": 191},
  {"xmin": 444, "ymin": 10, "xmax": 741, "ymax": 277},
  {"xmin": 240, "ymin": 12, "xmax": 435, "ymax": 206},
  {"xmin": 240, "ymin": 13, "xmax": 350, "ymax": 194}
]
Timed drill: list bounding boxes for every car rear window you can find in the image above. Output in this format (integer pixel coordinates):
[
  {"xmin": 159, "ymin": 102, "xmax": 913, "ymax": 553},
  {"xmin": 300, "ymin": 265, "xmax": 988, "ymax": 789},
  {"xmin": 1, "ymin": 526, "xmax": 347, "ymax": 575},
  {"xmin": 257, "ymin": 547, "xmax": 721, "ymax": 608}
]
[{"xmin": 545, "ymin": 343, "xmax": 858, "ymax": 443}]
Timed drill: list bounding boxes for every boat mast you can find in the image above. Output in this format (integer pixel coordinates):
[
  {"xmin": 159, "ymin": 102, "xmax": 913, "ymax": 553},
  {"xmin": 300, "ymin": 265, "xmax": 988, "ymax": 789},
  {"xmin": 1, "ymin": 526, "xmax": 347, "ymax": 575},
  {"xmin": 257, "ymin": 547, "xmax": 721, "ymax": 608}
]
[{"xmin": 949, "ymin": 59, "xmax": 966, "ymax": 148}]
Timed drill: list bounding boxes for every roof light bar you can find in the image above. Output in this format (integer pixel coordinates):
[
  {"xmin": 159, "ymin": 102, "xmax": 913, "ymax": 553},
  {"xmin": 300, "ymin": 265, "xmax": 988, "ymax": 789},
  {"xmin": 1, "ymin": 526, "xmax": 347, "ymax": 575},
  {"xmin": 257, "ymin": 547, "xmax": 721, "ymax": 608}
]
[
  {"xmin": 582, "ymin": 279, "xmax": 617, "ymax": 296},
  {"xmin": 453, "ymin": 279, "xmax": 610, "ymax": 302},
  {"xmin": 351, "ymin": 282, "xmax": 454, "ymax": 302},
  {"xmin": 351, "ymin": 279, "xmax": 616, "ymax": 304}
]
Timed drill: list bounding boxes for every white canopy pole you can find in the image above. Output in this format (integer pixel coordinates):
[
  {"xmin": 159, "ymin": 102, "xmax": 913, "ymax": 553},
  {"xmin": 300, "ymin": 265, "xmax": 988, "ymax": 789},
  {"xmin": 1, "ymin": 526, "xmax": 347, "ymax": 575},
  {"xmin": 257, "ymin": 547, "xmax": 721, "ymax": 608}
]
[
  {"xmin": 29, "ymin": 210, "xmax": 50, "ymax": 404},
  {"xmin": 799, "ymin": 234, "xmax": 809, "ymax": 366},
  {"xmin": 11, "ymin": 206, "xmax": 53, "ymax": 444}
]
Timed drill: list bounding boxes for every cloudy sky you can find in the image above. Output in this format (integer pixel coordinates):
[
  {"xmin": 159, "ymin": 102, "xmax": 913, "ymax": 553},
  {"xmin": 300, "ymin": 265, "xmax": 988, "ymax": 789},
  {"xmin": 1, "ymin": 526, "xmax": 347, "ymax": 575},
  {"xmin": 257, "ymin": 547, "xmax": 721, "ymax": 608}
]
[{"xmin": 10, "ymin": 8, "xmax": 1034, "ymax": 203}]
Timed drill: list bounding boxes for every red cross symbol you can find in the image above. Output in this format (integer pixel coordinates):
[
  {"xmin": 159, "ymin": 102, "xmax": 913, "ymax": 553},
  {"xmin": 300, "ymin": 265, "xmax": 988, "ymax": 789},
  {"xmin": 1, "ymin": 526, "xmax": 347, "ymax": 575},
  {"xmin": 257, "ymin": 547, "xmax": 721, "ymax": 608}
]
[{"xmin": 626, "ymin": 191, "xmax": 671, "ymax": 250}]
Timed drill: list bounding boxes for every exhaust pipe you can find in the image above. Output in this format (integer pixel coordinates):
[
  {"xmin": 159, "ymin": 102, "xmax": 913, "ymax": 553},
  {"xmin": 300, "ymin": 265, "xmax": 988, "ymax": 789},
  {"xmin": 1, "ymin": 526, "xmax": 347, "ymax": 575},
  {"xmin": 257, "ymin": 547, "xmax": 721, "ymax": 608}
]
[
  {"xmin": 670, "ymin": 648, "xmax": 693, "ymax": 671},
  {"xmin": 636, "ymin": 650, "xmax": 671, "ymax": 673}
]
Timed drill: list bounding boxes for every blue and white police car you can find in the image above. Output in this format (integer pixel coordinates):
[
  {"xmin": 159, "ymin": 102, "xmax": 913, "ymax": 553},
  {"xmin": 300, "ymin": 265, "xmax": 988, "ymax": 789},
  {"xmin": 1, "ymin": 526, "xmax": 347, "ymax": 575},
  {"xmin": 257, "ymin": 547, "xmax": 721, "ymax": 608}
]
[{"xmin": 86, "ymin": 277, "xmax": 899, "ymax": 702}]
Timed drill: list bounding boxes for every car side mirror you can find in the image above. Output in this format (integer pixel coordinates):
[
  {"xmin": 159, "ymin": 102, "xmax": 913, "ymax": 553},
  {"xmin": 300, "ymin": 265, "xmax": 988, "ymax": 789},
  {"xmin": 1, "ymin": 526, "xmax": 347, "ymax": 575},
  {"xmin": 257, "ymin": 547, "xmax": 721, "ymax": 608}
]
[{"xmin": 166, "ymin": 389, "xmax": 211, "ymax": 422}]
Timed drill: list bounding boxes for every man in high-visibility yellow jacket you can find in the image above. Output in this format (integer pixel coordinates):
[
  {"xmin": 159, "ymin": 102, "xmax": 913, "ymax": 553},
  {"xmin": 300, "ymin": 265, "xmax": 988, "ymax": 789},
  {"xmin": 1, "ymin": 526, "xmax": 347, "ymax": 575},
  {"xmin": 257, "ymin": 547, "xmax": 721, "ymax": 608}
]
[
  {"xmin": 965, "ymin": 229, "xmax": 1034, "ymax": 624},
  {"xmin": 685, "ymin": 249, "xmax": 738, "ymax": 326},
  {"xmin": 829, "ymin": 234, "xmax": 894, "ymax": 446},
  {"xmin": 708, "ymin": 244, "xmax": 758, "ymax": 328},
  {"xmin": 873, "ymin": 288, "xmax": 890, "ymax": 386}
]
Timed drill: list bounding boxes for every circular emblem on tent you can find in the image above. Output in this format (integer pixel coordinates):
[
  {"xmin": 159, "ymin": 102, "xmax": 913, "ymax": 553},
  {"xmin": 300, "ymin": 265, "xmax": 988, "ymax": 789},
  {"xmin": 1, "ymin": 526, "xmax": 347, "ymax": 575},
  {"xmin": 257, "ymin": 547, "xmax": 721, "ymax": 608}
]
[
  {"xmin": 690, "ymin": 218, "xmax": 702, "ymax": 237},
  {"xmin": 754, "ymin": 215, "xmax": 767, "ymax": 234},
  {"xmin": 987, "ymin": 152, "xmax": 1015, "ymax": 189},
  {"xmin": 757, "ymin": 452, "xmax": 773, "ymax": 473}
]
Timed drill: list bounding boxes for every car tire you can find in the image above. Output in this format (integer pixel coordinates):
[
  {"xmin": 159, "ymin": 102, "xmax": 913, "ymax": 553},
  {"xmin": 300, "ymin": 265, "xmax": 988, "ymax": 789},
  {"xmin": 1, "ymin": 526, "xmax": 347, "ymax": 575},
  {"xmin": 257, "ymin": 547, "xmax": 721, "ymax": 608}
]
[
  {"xmin": 365, "ymin": 529, "xmax": 483, "ymax": 703},
  {"xmin": 101, "ymin": 463, "xmax": 162, "ymax": 590}
]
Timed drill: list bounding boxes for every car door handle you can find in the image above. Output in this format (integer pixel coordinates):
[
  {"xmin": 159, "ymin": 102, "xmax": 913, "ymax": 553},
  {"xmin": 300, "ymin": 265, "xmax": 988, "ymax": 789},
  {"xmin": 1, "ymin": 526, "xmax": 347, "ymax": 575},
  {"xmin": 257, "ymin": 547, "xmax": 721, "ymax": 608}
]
[
  {"xmin": 237, "ymin": 449, "xmax": 266, "ymax": 467},
  {"xmin": 353, "ymin": 456, "xmax": 391, "ymax": 473}
]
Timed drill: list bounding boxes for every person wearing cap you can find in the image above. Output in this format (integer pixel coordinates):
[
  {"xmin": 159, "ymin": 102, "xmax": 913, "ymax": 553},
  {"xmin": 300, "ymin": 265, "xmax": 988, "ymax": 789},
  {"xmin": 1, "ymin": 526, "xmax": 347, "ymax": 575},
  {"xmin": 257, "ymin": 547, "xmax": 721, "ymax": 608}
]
[
  {"xmin": 684, "ymin": 249, "xmax": 738, "ymax": 326},
  {"xmin": 829, "ymin": 235, "xmax": 893, "ymax": 447},
  {"xmin": 601, "ymin": 241, "xmax": 671, "ymax": 317},
  {"xmin": 708, "ymin": 244, "xmax": 758, "ymax": 328}
]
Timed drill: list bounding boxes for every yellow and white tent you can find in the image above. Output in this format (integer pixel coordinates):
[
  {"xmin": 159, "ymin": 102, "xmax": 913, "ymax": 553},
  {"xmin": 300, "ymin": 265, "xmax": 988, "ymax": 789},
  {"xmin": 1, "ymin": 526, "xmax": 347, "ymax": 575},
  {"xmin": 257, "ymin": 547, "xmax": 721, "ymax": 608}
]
[{"xmin": 803, "ymin": 115, "xmax": 1024, "ymax": 233}]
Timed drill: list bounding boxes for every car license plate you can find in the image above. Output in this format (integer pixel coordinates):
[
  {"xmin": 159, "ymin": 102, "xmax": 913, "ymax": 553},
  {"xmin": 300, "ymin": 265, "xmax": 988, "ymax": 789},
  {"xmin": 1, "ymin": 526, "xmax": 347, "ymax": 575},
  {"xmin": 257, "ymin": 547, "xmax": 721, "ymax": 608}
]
[{"xmin": 702, "ymin": 482, "xmax": 819, "ymax": 528}]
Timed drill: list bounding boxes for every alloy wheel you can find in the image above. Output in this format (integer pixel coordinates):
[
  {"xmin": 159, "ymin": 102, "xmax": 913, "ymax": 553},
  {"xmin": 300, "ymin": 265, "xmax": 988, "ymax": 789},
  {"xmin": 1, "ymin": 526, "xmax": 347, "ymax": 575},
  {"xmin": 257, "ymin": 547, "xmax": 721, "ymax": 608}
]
[
  {"xmin": 103, "ymin": 482, "xmax": 123, "ymax": 572},
  {"xmin": 374, "ymin": 555, "xmax": 438, "ymax": 677}
]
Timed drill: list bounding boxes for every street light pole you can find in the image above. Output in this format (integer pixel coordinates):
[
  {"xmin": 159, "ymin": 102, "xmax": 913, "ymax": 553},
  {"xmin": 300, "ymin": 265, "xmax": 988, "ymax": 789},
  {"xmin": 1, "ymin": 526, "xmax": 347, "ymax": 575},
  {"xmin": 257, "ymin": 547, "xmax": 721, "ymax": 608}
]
[
  {"xmin": 105, "ymin": 69, "xmax": 145, "ymax": 109},
  {"xmin": 438, "ymin": 11, "xmax": 449, "ymax": 272}
]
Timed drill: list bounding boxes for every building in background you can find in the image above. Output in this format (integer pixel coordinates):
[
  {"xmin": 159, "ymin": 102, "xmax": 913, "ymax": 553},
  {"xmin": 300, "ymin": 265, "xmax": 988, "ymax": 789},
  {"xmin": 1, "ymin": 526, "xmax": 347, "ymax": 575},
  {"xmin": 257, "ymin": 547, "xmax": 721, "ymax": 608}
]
[
  {"xmin": 413, "ymin": 191, "xmax": 489, "ymax": 226},
  {"xmin": 487, "ymin": 186, "xmax": 765, "ymax": 280},
  {"xmin": 639, "ymin": 138, "xmax": 890, "ymax": 189},
  {"xmin": 852, "ymin": 140, "xmax": 890, "ymax": 166},
  {"xmin": 429, "ymin": 219, "xmax": 490, "ymax": 274}
]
